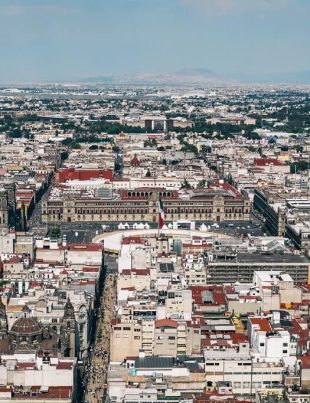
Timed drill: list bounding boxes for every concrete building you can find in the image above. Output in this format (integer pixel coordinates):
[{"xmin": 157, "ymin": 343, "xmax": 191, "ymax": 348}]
[
  {"xmin": 205, "ymin": 251, "xmax": 310, "ymax": 284},
  {"xmin": 204, "ymin": 344, "xmax": 285, "ymax": 395}
]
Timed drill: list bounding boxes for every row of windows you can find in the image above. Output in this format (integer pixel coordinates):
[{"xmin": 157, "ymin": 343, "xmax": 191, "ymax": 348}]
[
  {"xmin": 47, "ymin": 211, "xmax": 245, "ymax": 218},
  {"xmin": 75, "ymin": 202, "xmax": 147, "ymax": 207},
  {"xmin": 76, "ymin": 209, "xmax": 149, "ymax": 214},
  {"xmin": 127, "ymin": 191, "xmax": 174, "ymax": 197},
  {"xmin": 47, "ymin": 201, "xmax": 246, "ymax": 210}
]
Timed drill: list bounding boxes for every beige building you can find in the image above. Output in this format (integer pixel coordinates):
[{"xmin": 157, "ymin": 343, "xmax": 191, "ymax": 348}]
[
  {"xmin": 110, "ymin": 320, "xmax": 142, "ymax": 362},
  {"xmin": 42, "ymin": 188, "xmax": 251, "ymax": 224},
  {"xmin": 15, "ymin": 233, "xmax": 34, "ymax": 261},
  {"xmin": 204, "ymin": 346, "xmax": 285, "ymax": 394},
  {"xmin": 117, "ymin": 269, "xmax": 151, "ymax": 292},
  {"xmin": 110, "ymin": 317, "xmax": 201, "ymax": 362},
  {"xmin": 153, "ymin": 319, "xmax": 178, "ymax": 357}
]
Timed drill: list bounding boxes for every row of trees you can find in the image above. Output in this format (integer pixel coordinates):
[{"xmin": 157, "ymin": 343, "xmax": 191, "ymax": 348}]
[{"xmin": 290, "ymin": 160, "xmax": 310, "ymax": 173}]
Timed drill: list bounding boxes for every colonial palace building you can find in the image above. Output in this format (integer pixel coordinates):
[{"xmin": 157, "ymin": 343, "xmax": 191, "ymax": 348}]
[{"xmin": 41, "ymin": 183, "xmax": 251, "ymax": 224}]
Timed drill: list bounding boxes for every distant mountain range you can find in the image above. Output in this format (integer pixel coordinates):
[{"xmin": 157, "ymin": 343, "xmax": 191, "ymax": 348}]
[
  {"xmin": 79, "ymin": 68, "xmax": 310, "ymax": 85},
  {"xmin": 80, "ymin": 68, "xmax": 224, "ymax": 85},
  {"xmin": 229, "ymin": 70, "xmax": 310, "ymax": 85}
]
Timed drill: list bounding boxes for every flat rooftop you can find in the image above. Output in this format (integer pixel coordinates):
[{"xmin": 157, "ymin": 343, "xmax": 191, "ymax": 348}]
[{"xmin": 211, "ymin": 253, "xmax": 309, "ymax": 264}]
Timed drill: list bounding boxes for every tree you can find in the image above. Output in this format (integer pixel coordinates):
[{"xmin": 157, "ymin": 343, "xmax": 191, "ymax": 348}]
[
  {"xmin": 8, "ymin": 128, "xmax": 23, "ymax": 138},
  {"xmin": 145, "ymin": 169, "xmax": 152, "ymax": 177},
  {"xmin": 290, "ymin": 160, "xmax": 310, "ymax": 173},
  {"xmin": 112, "ymin": 145, "xmax": 120, "ymax": 154},
  {"xmin": 197, "ymin": 179, "xmax": 207, "ymax": 188},
  {"xmin": 181, "ymin": 143, "xmax": 198, "ymax": 154},
  {"xmin": 244, "ymin": 131, "xmax": 261, "ymax": 140},
  {"xmin": 181, "ymin": 180, "xmax": 192, "ymax": 189},
  {"xmin": 177, "ymin": 134, "xmax": 186, "ymax": 144},
  {"xmin": 144, "ymin": 139, "xmax": 157, "ymax": 148},
  {"xmin": 89, "ymin": 144, "xmax": 98, "ymax": 150},
  {"xmin": 115, "ymin": 162, "xmax": 121, "ymax": 172},
  {"xmin": 62, "ymin": 138, "xmax": 73, "ymax": 146},
  {"xmin": 72, "ymin": 142, "xmax": 81, "ymax": 149},
  {"xmin": 60, "ymin": 151, "xmax": 68, "ymax": 161},
  {"xmin": 201, "ymin": 145, "xmax": 211, "ymax": 153},
  {"xmin": 268, "ymin": 137, "xmax": 277, "ymax": 144},
  {"xmin": 50, "ymin": 225, "xmax": 60, "ymax": 238}
]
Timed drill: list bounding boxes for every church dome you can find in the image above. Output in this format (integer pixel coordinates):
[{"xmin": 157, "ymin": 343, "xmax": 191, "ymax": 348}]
[{"xmin": 11, "ymin": 317, "xmax": 42, "ymax": 336}]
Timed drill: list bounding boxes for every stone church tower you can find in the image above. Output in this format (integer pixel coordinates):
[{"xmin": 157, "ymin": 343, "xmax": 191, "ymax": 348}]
[
  {"xmin": 62, "ymin": 299, "xmax": 77, "ymax": 357},
  {"xmin": 0, "ymin": 298, "xmax": 8, "ymax": 340},
  {"xmin": 0, "ymin": 188, "xmax": 9, "ymax": 230}
]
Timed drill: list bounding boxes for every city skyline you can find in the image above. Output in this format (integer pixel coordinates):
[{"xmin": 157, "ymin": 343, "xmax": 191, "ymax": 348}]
[{"xmin": 0, "ymin": 0, "xmax": 310, "ymax": 83}]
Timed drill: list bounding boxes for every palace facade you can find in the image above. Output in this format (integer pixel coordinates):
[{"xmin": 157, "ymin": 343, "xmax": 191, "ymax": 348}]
[{"xmin": 41, "ymin": 184, "xmax": 251, "ymax": 224}]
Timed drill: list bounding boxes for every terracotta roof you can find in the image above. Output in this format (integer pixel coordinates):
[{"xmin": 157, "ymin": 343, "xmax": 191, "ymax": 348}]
[
  {"xmin": 56, "ymin": 361, "xmax": 74, "ymax": 370},
  {"xmin": 249, "ymin": 317, "xmax": 272, "ymax": 332},
  {"xmin": 155, "ymin": 319, "xmax": 178, "ymax": 328},
  {"xmin": 65, "ymin": 243, "xmax": 103, "ymax": 252},
  {"xmin": 230, "ymin": 333, "xmax": 248, "ymax": 344},
  {"xmin": 82, "ymin": 267, "xmax": 100, "ymax": 272},
  {"xmin": 16, "ymin": 362, "xmax": 36, "ymax": 370},
  {"xmin": 298, "ymin": 355, "xmax": 310, "ymax": 369},
  {"xmin": 122, "ymin": 236, "xmax": 144, "ymax": 245},
  {"xmin": 254, "ymin": 158, "xmax": 283, "ymax": 166}
]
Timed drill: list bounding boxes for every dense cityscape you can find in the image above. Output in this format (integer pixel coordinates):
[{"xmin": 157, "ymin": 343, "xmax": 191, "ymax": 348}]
[{"xmin": 0, "ymin": 83, "xmax": 308, "ymax": 402}]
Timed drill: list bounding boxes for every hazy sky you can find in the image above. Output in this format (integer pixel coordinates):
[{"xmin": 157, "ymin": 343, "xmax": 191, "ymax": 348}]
[{"xmin": 0, "ymin": 0, "xmax": 309, "ymax": 82}]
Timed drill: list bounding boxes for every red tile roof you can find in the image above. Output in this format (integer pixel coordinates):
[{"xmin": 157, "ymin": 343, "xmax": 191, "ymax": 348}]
[
  {"xmin": 254, "ymin": 158, "xmax": 283, "ymax": 166},
  {"xmin": 65, "ymin": 243, "xmax": 103, "ymax": 252},
  {"xmin": 155, "ymin": 319, "xmax": 178, "ymax": 328},
  {"xmin": 58, "ymin": 167, "xmax": 113, "ymax": 182},
  {"xmin": 56, "ymin": 361, "xmax": 74, "ymax": 370},
  {"xmin": 122, "ymin": 236, "xmax": 144, "ymax": 245},
  {"xmin": 298, "ymin": 355, "xmax": 310, "ymax": 369},
  {"xmin": 190, "ymin": 285, "xmax": 226, "ymax": 306},
  {"xmin": 249, "ymin": 317, "xmax": 272, "ymax": 332}
]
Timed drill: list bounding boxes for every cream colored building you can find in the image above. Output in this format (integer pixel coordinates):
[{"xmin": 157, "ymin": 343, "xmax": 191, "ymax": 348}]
[
  {"xmin": 117, "ymin": 269, "xmax": 151, "ymax": 293},
  {"xmin": 110, "ymin": 321, "xmax": 142, "ymax": 362}
]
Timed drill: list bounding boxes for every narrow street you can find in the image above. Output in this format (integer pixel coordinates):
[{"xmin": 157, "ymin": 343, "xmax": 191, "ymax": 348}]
[
  {"xmin": 84, "ymin": 272, "xmax": 117, "ymax": 403},
  {"xmin": 28, "ymin": 176, "xmax": 54, "ymax": 233}
]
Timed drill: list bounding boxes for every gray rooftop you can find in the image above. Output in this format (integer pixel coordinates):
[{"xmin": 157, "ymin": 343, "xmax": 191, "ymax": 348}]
[
  {"xmin": 212, "ymin": 253, "xmax": 309, "ymax": 264},
  {"xmin": 135, "ymin": 357, "xmax": 174, "ymax": 369}
]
